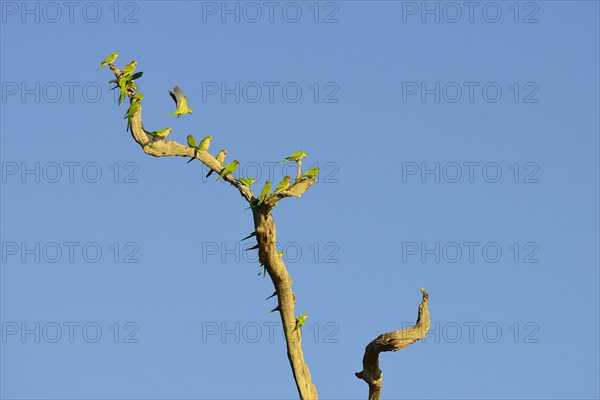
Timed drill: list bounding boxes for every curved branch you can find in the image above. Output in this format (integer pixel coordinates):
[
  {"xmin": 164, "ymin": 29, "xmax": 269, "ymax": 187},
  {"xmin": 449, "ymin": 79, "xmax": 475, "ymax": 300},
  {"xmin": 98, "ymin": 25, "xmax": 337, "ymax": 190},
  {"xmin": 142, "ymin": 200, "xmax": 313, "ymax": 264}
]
[
  {"xmin": 110, "ymin": 65, "xmax": 253, "ymax": 203},
  {"xmin": 107, "ymin": 63, "xmax": 318, "ymax": 399},
  {"xmin": 355, "ymin": 288, "xmax": 430, "ymax": 400}
]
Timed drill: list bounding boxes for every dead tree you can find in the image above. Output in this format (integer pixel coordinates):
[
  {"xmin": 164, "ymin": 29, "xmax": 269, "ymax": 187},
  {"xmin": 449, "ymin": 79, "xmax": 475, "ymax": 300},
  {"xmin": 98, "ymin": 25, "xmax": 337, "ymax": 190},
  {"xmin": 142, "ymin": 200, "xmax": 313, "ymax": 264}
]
[{"xmin": 103, "ymin": 60, "xmax": 430, "ymax": 400}]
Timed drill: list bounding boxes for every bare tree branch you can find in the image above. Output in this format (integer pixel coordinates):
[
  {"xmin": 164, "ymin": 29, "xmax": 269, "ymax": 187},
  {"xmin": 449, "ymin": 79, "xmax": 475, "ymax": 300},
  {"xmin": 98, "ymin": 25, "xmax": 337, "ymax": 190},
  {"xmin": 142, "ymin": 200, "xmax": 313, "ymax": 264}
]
[
  {"xmin": 107, "ymin": 64, "xmax": 318, "ymax": 399},
  {"xmin": 355, "ymin": 288, "xmax": 431, "ymax": 400}
]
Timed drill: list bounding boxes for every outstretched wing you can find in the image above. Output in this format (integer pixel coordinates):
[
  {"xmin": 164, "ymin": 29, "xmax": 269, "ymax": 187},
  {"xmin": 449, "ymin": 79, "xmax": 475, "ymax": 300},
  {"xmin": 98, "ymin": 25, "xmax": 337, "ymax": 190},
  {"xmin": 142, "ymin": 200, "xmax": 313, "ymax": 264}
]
[{"xmin": 170, "ymin": 86, "xmax": 187, "ymax": 109}]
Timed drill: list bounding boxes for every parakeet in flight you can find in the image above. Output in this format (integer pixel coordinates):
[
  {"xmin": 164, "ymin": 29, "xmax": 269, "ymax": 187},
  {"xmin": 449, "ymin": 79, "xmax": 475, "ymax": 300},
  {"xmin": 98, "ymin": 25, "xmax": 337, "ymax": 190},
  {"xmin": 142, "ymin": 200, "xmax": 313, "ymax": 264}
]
[
  {"xmin": 206, "ymin": 149, "xmax": 227, "ymax": 177},
  {"xmin": 280, "ymin": 150, "xmax": 307, "ymax": 163},
  {"xmin": 147, "ymin": 127, "xmax": 172, "ymax": 140},
  {"xmin": 97, "ymin": 52, "xmax": 119, "ymax": 70},
  {"xmin": 273, "ymin": 176, "xmax": 291, "ymax": 194},
  {"xmin": 121, "ymin": 61, "xmax": 137, "ymax": 77},
  {"xmin": 167, "ymin": 86, "xmax": 193, "ymax": 118},
  {"xmin": 301, "ymin": 167, "xmax": 320, "ymax": 180},
  {"xmin": 257, "ymin": 181, "xmax": 272, "ymax": 204},
  {"xmin": 216, "ymin": 160, "xmax": 239, "ymax": 181},
  {"xmin": 235, "ymin": 178, "xmax": 256, "ymax": 187},
  {"xmin": 294, "ymin": 314, "xmax": 309, "ymax": 331}
]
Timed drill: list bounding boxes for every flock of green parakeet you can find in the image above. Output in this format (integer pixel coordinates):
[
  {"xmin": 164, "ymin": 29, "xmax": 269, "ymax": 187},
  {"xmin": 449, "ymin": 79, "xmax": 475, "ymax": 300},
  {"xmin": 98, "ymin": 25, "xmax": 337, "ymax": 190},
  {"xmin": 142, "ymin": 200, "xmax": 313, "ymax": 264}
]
[{"xmin": 99, "ymin": 53, "xmax": 313, "ymax": 330}]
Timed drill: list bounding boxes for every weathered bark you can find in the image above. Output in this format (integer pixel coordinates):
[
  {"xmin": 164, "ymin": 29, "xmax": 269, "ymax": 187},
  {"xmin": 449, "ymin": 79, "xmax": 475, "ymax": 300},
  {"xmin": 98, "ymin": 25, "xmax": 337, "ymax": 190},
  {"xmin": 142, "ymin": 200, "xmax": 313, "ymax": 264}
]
[
  {"xmin": 109, "ymin": 65, "xmax": 318, "ymax": 399},
  {"xmin": 254, "ymin": 212, "xmax": 318, "ymax": 399},
  {"xmin": 355, "ymin": 288, "xmax": 430, "ymax": 400}
]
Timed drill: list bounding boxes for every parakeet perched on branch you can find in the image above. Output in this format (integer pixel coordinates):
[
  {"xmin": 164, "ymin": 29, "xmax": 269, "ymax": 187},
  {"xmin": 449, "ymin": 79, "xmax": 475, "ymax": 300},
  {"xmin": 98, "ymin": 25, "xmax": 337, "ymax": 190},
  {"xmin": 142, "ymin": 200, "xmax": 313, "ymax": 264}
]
[
  {"xmin": 236, "ymin": 178, "xmax": 256, "ymax": 187},
  {"xmin": 147, "ymin": 127, "xmax": 172, "ymax": 140},
  {"xmin": 216, "ymin": 160, "xmax": 239, "ymax": 181},
  {"xmin": 198, "ymin": 135, "xmax": 212, "ymax": 151},
  {"xmin": 280, "ymin": 150, "xmax": 307, "ymax": 163},
  {"xmin": 167, "ymin": 86, "xmax": 193, "ymax": 118},
  {"xmin": 300, "ymin": 167, "xmax": 320, "ymax": 180},
  {"xmin": 257, "ymin": 181, "xmax": 272, "ymax": 204},
  {"xmin": 96, "ymin": 52, "xmax": 119, "ymax": 70},
  {"xmin": 274, "ymin": 176, "xmax": 291, "ymax": 194},
  {"xmin": 124, "ymin": 99, "xmax": 141, "ymax": 132},
  {"xmin": 121, "ymin": 60, "xmax": 137, "ymax": 77},
  {"xmin": 206, "ymin": 149, "xmax": 227, "ymax": 177},
  {"xmin": 294, "ymin": 314, "xmax": 309, "ymax": 331},
  {"xmin": 187, "ymin": 134, "xmax": 197, "ymax": 149}
]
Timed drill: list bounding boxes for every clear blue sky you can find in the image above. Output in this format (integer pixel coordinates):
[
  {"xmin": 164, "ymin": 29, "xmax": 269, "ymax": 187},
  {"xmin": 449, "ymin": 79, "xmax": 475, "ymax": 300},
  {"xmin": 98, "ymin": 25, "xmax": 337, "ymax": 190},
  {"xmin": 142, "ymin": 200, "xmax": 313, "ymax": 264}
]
[{"xmin": 1, "ymin": 1, "xmax": 599, "ymax": 399}]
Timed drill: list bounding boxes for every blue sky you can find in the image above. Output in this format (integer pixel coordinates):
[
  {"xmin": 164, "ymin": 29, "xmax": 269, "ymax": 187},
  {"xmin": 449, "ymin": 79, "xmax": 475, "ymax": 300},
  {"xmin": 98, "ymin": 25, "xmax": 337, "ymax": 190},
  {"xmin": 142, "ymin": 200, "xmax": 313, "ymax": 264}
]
[{"xmin": 1, "ymin": 1, "xmax": 599, "ymax": 399}]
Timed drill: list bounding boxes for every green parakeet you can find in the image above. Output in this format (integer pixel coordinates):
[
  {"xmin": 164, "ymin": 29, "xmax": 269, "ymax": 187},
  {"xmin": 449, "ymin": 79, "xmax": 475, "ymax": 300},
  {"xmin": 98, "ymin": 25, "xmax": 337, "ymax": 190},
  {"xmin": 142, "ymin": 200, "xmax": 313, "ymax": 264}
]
[
  {"xmin": 280, "ymin": 150, "xmax": 307, "ymax": 163},
  {"xmin": 257, "ymin": 181, "xmax": 272, "ymax": 204},
  {"xmin": 301, "ymin": 167, "xmax": 320, "ymax": 180},
  {"xmin": 147, "ymin": 127, "xmax": 172, "ymax": 139},
  {"xmin": 97, "ymin": 52, "xmax": 119, "ymax": 71},
  {"xmin": 124, "ymin": 100, "xmax": 141, "ymax": 132},
  {"xmin": 273, "ymin": 176, "xmax": 291, "ymax": 194},
  {"xmin": 294, "ymin": 314, "xmax": 309, "ymax": 331},
  {"xmin": 235, "ymin": 178, "xmax": 256, "ymax": 187},
  {"xmin": 167, "ymin": 86, "xmax": 193, "ymax": 118},
  {"xmin": 187, "ymin": 134, "xmax": 197, "ymax": 149},
  {"xmin": 117, "ymin": 76, "xmax": 130, "ymax": 105},
  {"xmin": 121, "ymin": 60, "xmax": 137, "ymax": 77},
  {"xmin": 216, "ymin": 160, "xmax": 239, "ymax": 181},
  {"xmin": 206, "ymin": 149, "xmax": 227, "ymax": 177},
  {"xmin": 186, "ymin": 134, "xmax": 199, "ymax": 162},
  {"xmin": 109, "ymin": 71, "xmax": 143, "ymax": 85},
  {"xmin": 198, "ymin": 135, "xmax": 212, "ymax": 151}
]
